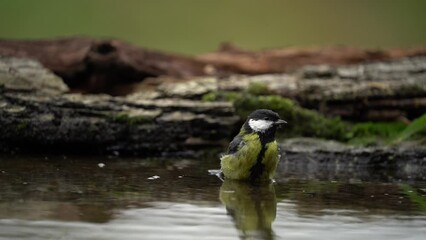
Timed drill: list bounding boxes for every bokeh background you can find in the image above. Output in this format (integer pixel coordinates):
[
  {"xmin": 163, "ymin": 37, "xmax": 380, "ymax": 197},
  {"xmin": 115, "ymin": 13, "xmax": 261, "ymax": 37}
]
[{"xmin": 0, "ymin": 0, "xmax": 425, "ymax": 54}]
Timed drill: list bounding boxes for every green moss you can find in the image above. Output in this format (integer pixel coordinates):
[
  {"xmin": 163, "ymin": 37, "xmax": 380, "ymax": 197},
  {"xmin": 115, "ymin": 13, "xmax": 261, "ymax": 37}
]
[
  {"xmin": 247, "ymin": 82, "xmax": 270, "ymax": 96},
  {"xmin": 347, "ymin": 114, "xmax": 426, "ymax": 145},
  {"xmin": 201, "ymin": 91, "xmax": 240, "ymax": 102},
  {"xmin": 202, "ymin": 89, "xmax": 425, "ymax": 144},
  {"xmin": 234, "ymin": 94, "xmax": 349, "ymax": 140},
  {"xmin": 109, "ymin": 112, "xmax": 152, "ymax": 125},
  {"xmin": 348, "ymin": 122, "xmax": 407, "ymax": 145},
  {"xmin": 16, "ymin": 122, "xmax": 28, "ymax": 131},
  {"xmin": 203, "ymin": 90, "xmax": 349, "ymax": 140},
  {"xmin": 393, "ymin": 113, "xmax": 426, "ymax": 143},
  {"xmin": 201, "ymin": 92, "xmax": 217, "ymax": 102}
]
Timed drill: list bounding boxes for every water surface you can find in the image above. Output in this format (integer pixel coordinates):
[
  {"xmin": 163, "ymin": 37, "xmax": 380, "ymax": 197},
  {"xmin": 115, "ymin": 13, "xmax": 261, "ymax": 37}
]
[{"xmin": 0, "ymin": 154, "xmax": 425, "ymax": 240}]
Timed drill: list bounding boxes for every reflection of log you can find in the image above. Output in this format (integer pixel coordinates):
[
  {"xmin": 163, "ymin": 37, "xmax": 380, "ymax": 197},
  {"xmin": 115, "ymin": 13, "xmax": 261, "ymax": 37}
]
[
  {"xmin": 0, "ymin": 57, "xmax": 238, "ymax": 156},
  {"xmin": 1, "ymin": 38, "xmax": 425, "ymax": 95}
]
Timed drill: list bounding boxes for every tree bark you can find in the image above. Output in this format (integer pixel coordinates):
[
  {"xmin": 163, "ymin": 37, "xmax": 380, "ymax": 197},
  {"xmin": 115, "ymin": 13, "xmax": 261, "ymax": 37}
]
[
  {"xmin": 157, "ymin": 57, "xmax": 426, "ymax": 121},
  {"xmin": 0, "ymin": 57, "xmax": 238, "ymax": 156},
  {"xmin": 0, "ymin": 37, "xmax": 213, "ymax": 95},
  {"xmin": 198, "ymin": 42, "xmax": 426, "ymax": 74},
  {"xmin": 286, "ymin": 57, "xmax": 426, "ymax": 121},
  {"xmin": 1, "ymin": 37, "xmax": 425, "ymax": 95}
]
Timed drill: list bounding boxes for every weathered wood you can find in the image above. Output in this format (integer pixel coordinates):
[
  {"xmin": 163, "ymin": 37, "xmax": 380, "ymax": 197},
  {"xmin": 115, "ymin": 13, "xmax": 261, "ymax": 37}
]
[
  {"xmin": 0, "ymin": 38, "xmax": 215, "ymax": 95},
  {"xmin": 0, "ymin": 56, "xmax": 69, "ymax": 94},
  {"xmin": 198, "ymin": 42, "xmax": 426, "ymax": 74},
  {"xmin": 0, "ymin": 57, "xmax": 238, "ymax": 156},
  {"xmin": 1, "ymin": 38, "xmax": 425, "ymax": 96},
  {"xmin": 290, "ymin": 57, "xmax": 426, "ymax": 121},
  {"xmin": 193, "ymin": 56, "xmax": 426, "ymax": 121},
  {"xmin": 139, "ymin": 57, "xmax": 426, "ymax": 121}
]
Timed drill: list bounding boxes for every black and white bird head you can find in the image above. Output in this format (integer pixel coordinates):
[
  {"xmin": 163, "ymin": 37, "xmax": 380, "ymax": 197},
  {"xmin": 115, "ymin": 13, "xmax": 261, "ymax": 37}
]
[{"xmin": 243, "ymin": 109, "xmax": 287, "ymax": 134}]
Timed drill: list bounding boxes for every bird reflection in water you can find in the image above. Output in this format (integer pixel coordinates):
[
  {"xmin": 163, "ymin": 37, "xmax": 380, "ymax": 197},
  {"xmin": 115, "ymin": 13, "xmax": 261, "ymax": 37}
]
[{"xmin": 220, "ymin": 180, "xmax": 277, "ymax": 240}]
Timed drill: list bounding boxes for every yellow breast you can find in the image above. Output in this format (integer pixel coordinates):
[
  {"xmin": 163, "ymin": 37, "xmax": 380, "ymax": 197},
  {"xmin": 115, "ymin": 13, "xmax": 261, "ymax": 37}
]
[{"xmin": 220, "ymin": 134, "xmax": 280, "ymax": 181}]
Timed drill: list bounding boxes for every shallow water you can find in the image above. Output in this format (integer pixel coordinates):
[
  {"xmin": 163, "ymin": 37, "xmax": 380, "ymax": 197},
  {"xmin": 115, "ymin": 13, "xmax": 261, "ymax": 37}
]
[{"xmin": 0, "ymin": 154, "xmax": 425, "ymax": 240}]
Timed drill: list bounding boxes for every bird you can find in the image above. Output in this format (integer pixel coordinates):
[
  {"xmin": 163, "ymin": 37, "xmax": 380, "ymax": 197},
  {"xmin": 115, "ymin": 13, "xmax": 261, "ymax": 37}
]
[{"xmin": 220, "ymin": 109, "xmax": 286, "ymax": 182}]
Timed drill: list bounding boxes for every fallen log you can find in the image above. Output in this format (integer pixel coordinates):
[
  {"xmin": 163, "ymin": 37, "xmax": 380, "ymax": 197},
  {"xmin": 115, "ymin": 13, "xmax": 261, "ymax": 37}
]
[
  {"xmin": 0, "ymin": 57, "xmax": 238, "ymax": 156},
  {"xmin": 282, "ymin": 57, "xmax": 426, "ymax": 121},
  {"xmin": 1, "ymin": 37, "xmax": 425, "ymax": 95},
  {"xmin": 198, "ymin": 42, "xmax": 426, "ymax": 74},
  {"xmin": 0, "ymin": 37, "xmax": 215, "ymax": 95},
  {"xmin": 158, "ymin": 56, "xmax": 426, "ymax": 121}
]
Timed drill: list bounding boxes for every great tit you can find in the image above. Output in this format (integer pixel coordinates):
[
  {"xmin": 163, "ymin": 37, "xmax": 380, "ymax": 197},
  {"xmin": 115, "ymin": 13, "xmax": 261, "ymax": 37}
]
[{"xmin": 220, "ymin": 109, "xmax": 286, "ymax": 182}]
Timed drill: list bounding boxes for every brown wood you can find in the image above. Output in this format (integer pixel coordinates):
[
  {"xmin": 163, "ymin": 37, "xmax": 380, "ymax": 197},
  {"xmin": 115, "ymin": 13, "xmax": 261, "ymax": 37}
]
[
  {"xmin": 198, "ymin": 42, "xmax": 426, "ymax": 74},
  {"xmin": 1, "ymin": 37, "xmax": 425, "ymax": 95},
  {"xmin": 0, "ymin": 57, "xmax": 238, "ymax": 156},
  {"xmin": 0, "ymin": 37, "xmax": 212, "ymax": 95}
]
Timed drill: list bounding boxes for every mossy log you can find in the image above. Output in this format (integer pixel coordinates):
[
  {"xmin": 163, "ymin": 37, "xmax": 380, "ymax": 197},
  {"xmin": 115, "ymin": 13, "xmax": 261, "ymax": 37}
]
[
  {"xmin": 0, "ymin": 57, "xmax": 238, "ymax": 156},
  {"xmin": 293, "ymin": 57, "xmax": 426, "ymax": 121},
  {"xmin": 163, "ymin": 56, "xmax": 426, "ymax": 121},
  {"xmin": 1, "ymin": 46, "xmax": 425, "ymax": 155}
]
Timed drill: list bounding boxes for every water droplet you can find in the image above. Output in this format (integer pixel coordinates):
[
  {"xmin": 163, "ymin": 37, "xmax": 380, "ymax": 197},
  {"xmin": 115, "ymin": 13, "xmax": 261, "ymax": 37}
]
[{"xmin": 147, "ymin": 175, "xmax": 160, "ymax": 180}]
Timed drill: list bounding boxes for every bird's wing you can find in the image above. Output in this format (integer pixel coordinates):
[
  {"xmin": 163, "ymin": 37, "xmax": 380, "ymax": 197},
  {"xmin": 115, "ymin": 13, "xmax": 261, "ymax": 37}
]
[{"xmin": 227, "ymin": 135, "xmax": 245, "ymax": 154}]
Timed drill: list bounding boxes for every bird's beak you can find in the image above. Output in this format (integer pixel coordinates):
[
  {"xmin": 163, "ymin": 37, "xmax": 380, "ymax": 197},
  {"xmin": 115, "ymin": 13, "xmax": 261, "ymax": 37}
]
[{"xmin": 274, "ymin": 119, "xmax": 287, "ymax": 126}]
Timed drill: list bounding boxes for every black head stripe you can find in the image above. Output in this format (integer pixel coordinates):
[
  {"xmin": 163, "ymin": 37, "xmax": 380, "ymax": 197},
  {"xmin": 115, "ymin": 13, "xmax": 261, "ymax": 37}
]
[
  {"xmin": 247, "ymin": 109, "xmax": 280, "ymax": 121},
  {"xmin": 243, "ymin": 109, "xmax": 282, "ymax": 136}
]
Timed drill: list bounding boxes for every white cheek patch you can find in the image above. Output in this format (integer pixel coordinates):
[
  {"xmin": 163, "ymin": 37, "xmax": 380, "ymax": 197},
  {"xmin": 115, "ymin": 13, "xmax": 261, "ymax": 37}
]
[{"xmin": 248, "ymin": 119, "xmax": 274, "ymax": 132}]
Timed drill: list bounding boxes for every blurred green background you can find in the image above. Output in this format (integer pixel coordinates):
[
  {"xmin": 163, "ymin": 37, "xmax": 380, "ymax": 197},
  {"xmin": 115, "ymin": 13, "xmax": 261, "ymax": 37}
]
[{"xmin": 0, "ymin": 0, "xmax": 425, "ymax": 55}]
